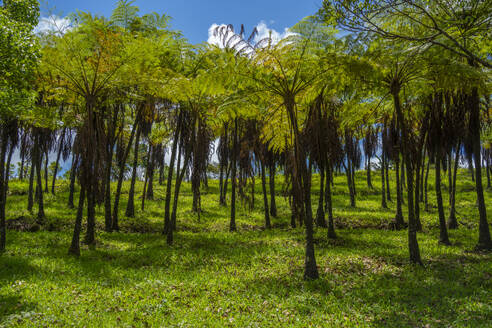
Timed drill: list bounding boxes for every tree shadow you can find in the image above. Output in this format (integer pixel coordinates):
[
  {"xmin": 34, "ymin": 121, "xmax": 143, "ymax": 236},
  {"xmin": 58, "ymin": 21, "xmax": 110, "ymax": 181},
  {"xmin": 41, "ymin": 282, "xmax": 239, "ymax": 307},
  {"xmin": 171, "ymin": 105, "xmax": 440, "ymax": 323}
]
[{"xmin": 0, "ymin": 295, "xmax": 37, "ymax": 322}]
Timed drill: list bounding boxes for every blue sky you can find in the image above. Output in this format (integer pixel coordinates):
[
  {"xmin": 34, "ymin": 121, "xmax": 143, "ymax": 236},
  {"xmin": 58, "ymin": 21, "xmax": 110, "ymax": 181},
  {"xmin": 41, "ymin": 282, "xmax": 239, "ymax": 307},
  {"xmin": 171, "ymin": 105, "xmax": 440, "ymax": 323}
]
[{"xmin": 40, "ymin": 0, "xmax": 321, "ymax": 44}]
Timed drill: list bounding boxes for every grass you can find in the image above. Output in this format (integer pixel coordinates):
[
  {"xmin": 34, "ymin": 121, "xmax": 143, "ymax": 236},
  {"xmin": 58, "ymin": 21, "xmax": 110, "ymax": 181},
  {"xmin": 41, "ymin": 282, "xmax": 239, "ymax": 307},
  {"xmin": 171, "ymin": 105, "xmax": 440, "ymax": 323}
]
[{"xmin": 0, "ymin": 169, "xmax": 491, "ymax": 327}]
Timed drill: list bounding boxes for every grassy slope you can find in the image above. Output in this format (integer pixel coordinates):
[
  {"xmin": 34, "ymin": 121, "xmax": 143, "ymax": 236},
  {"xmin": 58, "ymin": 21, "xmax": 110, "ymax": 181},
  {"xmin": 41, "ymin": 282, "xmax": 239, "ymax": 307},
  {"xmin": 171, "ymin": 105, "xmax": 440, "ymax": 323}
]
[{"xmin": 0, "ymin": 169, "xmax": 491, "ymax": 327}]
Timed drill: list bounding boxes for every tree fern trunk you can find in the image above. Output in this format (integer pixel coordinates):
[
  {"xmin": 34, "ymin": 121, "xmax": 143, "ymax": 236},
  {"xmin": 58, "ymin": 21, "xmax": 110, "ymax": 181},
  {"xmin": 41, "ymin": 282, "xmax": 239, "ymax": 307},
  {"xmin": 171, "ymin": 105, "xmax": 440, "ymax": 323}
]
[{"xmin": 125, "ymin": 126, "xmax": 141, "ymax": 218}]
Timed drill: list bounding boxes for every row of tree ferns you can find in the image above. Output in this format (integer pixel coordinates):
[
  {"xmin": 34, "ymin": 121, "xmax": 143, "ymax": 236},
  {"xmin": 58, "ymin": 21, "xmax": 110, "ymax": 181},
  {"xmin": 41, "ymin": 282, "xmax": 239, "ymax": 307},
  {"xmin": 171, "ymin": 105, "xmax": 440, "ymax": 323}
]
[{"xmin": 0, "ymin": 0, "xmax": 491, "ymax": 280}]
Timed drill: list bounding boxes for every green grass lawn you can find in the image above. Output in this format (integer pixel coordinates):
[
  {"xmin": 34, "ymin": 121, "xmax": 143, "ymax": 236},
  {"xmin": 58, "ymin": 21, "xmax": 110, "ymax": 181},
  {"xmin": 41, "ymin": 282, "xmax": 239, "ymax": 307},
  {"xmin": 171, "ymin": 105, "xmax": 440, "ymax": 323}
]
[{"xmin": 1, "ymin": 169, "xmax": 491, "ymax": 327}]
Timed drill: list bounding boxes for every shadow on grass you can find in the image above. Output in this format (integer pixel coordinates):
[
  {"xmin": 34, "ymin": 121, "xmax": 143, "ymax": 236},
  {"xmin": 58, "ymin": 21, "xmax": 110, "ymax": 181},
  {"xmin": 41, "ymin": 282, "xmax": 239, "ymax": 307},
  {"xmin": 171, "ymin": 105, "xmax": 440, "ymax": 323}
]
[{"xmin": 0, "ymin": 295, "xmax": 37, "ymax": 322}]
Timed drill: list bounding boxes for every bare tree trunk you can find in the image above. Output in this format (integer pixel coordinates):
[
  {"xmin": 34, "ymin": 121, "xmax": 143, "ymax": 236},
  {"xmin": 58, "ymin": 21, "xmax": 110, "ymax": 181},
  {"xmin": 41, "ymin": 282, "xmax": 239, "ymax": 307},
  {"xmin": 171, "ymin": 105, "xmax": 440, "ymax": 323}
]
[
  {"xmin": 34, "ymin": 137, "xmax": 45, "ymax": 224},
  {"xmin": 19, "ymin": 134, "xmax": 26, "ymax": 180},
  {"xmin": 5, "ymin": 144, "xmax": 14, "ymax": 195},
  {"xmin": 112, "ymin": 118, "xmax": 138, "ymax": 232},
  {"xmin": 164, "ymin": 111, "xmax": 182, "ymax": 244},
  {"xmin": 326, "ymin": 164, "xmax": 336, "ymax": 239},
  {"xmin": 392, "ymin": 88, "xmax": 421, "ymax": 264},
  {"xmin": 269, "ymin": 161, "xmax": 277, "ymax": 217},
  {"xmin": 401, "ymin": 158, "xmax": 405, "ymax": 189},
  {"xmin": 366, "ymin": 156, "xmax": 373, "ymax": 189},
  {"xmin": 172, "ymin": 143, "xmax": 193, "ymax": 231},
  {"xmin": 104, "ymin": 138, "xmax": 115, "ymax": 232},
  {"xmin": 219, "ymin": 156, "xmax": 225, "ymax": 205},
  {"xmin": 146, "ymin": 145, "xmax": 155, "ymax": 200},
  {"xmin": 435, "ymin": 151, "xmax": 451, "ymax": 245},
  {"xmin": 316, "ymin": 165, "xmax": 327, "ymax": 227},
  {"xmin": 51, "ymin": 128, "xmax": 66, "ymax": 194},
  {"xmin": 447, "ymin": 148, "xmax": 460, "ymax": 229},
  {"xmin": 230, "ymin": 118, "xmax": 238, "ymax": 232},
  {"xmin": 487, "ymin": 157, "xmax": 491, "ymax": 189},
  {"xmin": 141, "ymin": 146, "xmax": 151, "ymax": 212},
  {"xmin": 394, "ymin": 152, "xmax": 405, "ymax": 228},
  {"xmin": 469, "ymin": 89, "xmax": 491, "ymax": 250},
  {"xmin": 424, "ymin": 158, "xmax": 430, "ymax": 211},
  {"xmin": 125, "ymin": 127, "xmax": 141, "ymax": 218},
  {"xmin": 27, "ymin": 160, "xmax": 35, "ymax": 212},
  {"xmin": 68, "ymin": 185, "xmax": 85, "ymax": 256},
  {"xmin": 84, "ymin": 161, "xmax": 96, "ymax": 247},
  {"xmin": 414, "ymin": 153, "xmax": 422, "ymax": 232},
  {"xmin": 345, "ymin": 160, "xmax": 356, "ymax": 207},
  {"xmin": 381, "ymin": 154, "xmax": 387, "ymax": 209},
  {"xmin": 385, "ymin": 159, "xmax": 391, "ymax": 201},
  {"xmin": 223, "ymin": 163, "xmax": 230, "ymax": 204},
  {"xmin": 260, "ymin": 160, "xmax": 270, "ymax": 229}
]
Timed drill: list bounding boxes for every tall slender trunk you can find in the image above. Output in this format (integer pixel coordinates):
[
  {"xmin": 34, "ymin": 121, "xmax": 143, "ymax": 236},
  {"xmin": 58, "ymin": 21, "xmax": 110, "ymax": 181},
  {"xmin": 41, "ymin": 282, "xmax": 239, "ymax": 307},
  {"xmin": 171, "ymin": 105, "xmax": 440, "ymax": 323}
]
[
  {"xmin": 146, "ymin": 145, "xmax": 155, "ymax": 200},
  {"xmin": 68, "ymin": 155, "xmax": 77, "ymax": 209},
  {"xmin": 385, "ymin": 159, "xmax": 391, "ymax": 201},
  {"xmin": 222, "ymin": 162, "xmax": 230, "ymax": 205},
  {"xmin": 351, "ymin": 159, "xmax": 356, "ymax": 197},
  {"xmin": 345, "ymin": 160, "xmax": 356, "ymax": 207},
  {"xmin": 84, "ymin": 156, "xmax": 97, "ymax": 247},
  {"xmin": 469, "ymin": 88, "xmax": 491, "ymax": 250},
  {"xmin": 219, "ymin": 156, "xmax": 225, "ymax": 205},
  {"xmin": 5, "ymin": 144, "xmax": 14, "ymax": 195},
  {"xmin": 27, "ymin": 161, "xmax": 35, "ymax": 212},
  {"xmin": 447, "ymin": 152, "xmax": 452, "ymax": 200},
  {"xmin": 159, "ymin": 161, "xmax": 164, "ymax": 186},
  {"xmin": 286, "ymin": 99, "xmax": 318, "ymax": 280},
  {"xmin": 394, "ymin": 152, "xmax": 404, "ymax": 228},
  {"xmin": 469, "ymin": 156, "xmax": 475, "ymax": 182},
  {"xmin": 447, "ymin": 148, "xmax": 460, "ymax": 229},
  {"xmin": 125, "ymin": 127, "xmax": 141, "ymax": 218},
  {"xmin": 43, "ymin": 149, "xmax": 48, "ymax": 193},
  {"xmin": 366, "ymin": 156, "xmax": 373, "ymax": 189},
  {"xmin": 486, "ymin": 157, "xmax": 491, "ymax": 189},
  {"xmin": 424, "ymin": 158, "xmax": 430, "ymax": 211},
  {"xmin": 392, "ymin": 87, "xmax": 422, "ymax": 264},
  {"xmin": 420, "ymin": 152, "xmax": 426, "ymax": 203},
  {"xmin": 316, "ymin": 165, "xmax": 327, "ymax": 227},
  {"xmin": 164, "ymin": 111, "xmax": 182, "ymax": 244},
  {"xmin": 34, "ymin": 137, "xmax": 45, "ymax": 224},
  {"xmin": 230, "ymin": 118, "xmax": 238, "ymax": 232},
  {"xmin": 326, "ymin": 164, "xmax": 336, "ymax": 239},
  {"xmin": 260, "ymin": 160, "xmax": 270, "ymax": 229},
  {"xmin": 104, "ymin": 140, "xmax": 114, "ymax": 232},
  {"xmin": 172, "ymin": 143, "xmax": 192, "ymax": 231},
  {"xmin": 401, "ymin": 159, "xmax": 405, "ymax": 189},
  {"xmin": 269, "ymin": 161, "xmax": 277, "ymax": 217},
  {"xmin": 112, "ymin": 117, "xmax": 139, "ymax": 232},
  {"xmin": 68, "ymin": 185, "xmax": 85, "ymax": 256},
  {"xmin": 51, "ymin": 128, "xmax": 66, "ymax": 194},
  {"xmin": 435, "ymin": 151, "xmax": 451, "ymax": 245},
  {"xmin": 414, "ymin": 153, "xmax": 423, "ymax": 232},
  {"xmin": 304, "ymin": 160, "xmax": 314, "ymax": 228},
  {"xmin": 19, "ymin": 135, "xmax": 26, "ymax": 181},
  {"xmin": 381, "ymin": 154, "xmax": 387, "ymax": 209},
  {"xmin": 141, "ymin": 146, "xmax": 152, "ymax": 212}
]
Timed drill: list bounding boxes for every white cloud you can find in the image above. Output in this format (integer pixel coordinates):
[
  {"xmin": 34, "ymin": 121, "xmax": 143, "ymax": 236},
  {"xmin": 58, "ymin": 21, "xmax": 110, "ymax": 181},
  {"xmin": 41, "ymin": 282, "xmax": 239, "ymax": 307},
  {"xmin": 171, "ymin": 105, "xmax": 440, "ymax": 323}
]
[
  {"xmin": 253, "ymin": 21, "xmax": 295, "ymax": 45},
  {"xmin": 35, "ymin": 15, "xmax": 71, "ymax": 35},
  {"xmin": 207, "ymin": 23, "xmax": 224, "ymax": 47},
  {"xmin": 207, "ymin": 21, "xmax": 295, "ymax": 49}
]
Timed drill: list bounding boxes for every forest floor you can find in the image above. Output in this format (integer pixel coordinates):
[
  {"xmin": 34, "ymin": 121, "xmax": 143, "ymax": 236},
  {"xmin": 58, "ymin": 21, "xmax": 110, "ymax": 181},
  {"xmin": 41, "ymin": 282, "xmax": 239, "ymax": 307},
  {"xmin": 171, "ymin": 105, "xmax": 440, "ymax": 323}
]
[{"xmin": 0, "ymin": 169, "xmax": 491, "ymax": 327}]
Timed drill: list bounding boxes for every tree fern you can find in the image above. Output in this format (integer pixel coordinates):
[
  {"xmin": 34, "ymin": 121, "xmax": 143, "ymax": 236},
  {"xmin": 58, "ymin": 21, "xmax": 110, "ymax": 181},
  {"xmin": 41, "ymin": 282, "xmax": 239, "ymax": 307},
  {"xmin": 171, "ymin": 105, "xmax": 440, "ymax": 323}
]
[{"xmin": 110, "ymin": 0, "xmax": 139, "ymax": 29}]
